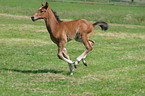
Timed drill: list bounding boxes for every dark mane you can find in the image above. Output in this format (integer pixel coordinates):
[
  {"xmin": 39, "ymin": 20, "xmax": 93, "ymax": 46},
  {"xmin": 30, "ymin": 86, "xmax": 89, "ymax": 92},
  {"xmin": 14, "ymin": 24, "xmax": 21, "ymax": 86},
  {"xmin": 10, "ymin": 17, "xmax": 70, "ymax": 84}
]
[{"xmin": 51, "ymin": 9, "xmax": 63, "ymax": 22}]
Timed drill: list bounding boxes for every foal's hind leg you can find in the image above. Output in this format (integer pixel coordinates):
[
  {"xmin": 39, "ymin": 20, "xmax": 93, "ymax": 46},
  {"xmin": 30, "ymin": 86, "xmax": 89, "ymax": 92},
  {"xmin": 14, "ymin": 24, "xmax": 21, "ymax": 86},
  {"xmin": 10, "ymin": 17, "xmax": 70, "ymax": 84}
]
[
  {"xmin": 63, "ymin": 48, "xmax": 74, "ymax": 75},
  {"xmin": 82, "ymin": 39, "xmax": 95, "ymax": 66},
  {"xmin": 74, "ymin": 36, "xmax": 93, "ymax": 68}
]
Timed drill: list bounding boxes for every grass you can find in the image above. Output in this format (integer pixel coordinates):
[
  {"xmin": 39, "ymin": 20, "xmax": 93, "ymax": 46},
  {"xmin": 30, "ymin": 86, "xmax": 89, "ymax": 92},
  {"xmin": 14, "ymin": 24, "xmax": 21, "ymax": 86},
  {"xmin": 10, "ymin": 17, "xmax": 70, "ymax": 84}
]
[
  {"xmin": 0, "ymin": 0, "xmax": 145, "ymax": 96},
  {"xmin": 0, "ymin": 14, "xmax": 145, "ymax": 96},
  {"xmin": 0, "ymin": 0, "xmax": 145, "ymax": 25}
]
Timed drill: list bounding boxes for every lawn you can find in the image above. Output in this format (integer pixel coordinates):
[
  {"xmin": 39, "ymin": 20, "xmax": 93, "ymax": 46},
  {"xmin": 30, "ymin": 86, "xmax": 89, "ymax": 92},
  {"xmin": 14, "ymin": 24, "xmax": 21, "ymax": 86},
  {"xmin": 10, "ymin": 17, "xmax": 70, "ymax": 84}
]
[{"xmin": 0, "ymin": 0, "xmax": 145, "ymax": 96}]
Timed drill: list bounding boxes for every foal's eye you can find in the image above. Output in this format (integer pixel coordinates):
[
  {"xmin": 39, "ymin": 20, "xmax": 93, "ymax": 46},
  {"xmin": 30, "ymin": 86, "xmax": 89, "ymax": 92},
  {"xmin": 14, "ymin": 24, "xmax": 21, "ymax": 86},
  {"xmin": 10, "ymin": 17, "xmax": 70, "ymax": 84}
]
[{"xmin": 40, "ymin": 10, "xmax": 44, "ymax": 13}]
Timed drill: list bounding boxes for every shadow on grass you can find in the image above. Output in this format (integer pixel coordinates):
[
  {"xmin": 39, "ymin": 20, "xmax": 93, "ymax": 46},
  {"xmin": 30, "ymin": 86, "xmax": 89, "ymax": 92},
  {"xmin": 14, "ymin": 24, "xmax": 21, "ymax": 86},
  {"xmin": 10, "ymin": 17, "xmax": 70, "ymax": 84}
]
[{"xmin": 2, "ymin": 68, "xmax": 63, "ymax": 74}]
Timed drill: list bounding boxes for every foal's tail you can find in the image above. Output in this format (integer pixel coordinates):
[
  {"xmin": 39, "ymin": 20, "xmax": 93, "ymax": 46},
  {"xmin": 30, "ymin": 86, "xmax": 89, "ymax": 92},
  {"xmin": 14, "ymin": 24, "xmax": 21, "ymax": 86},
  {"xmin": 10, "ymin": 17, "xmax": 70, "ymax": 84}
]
[{"xmin": 93, "ymin": 22, "xmax": 108, "ymax": 31}]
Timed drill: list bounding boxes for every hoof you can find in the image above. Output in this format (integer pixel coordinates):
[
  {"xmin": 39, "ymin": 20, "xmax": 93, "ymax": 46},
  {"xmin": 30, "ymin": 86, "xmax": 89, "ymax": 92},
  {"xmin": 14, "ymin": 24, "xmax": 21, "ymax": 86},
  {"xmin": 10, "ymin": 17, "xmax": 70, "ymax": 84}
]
[
  {"xmin": 74, "ymin": 64, "xmax": 77, "ymax": 69},
  {"xmin": 83, "ymin": 62, "xmax": 88, "ymax": 66},
  {"xmin": 82, "ymin": 59, "xmax": 88, "ymax": 66}
]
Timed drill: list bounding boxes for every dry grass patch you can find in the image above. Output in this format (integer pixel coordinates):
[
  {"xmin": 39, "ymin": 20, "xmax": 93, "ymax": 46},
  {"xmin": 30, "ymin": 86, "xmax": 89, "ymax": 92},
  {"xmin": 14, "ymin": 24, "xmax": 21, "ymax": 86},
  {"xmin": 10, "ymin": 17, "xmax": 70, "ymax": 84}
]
[
  {"xmin": 108, "ymin": 64, "xmax": 145, "ymax": 73},
  {"xmin": 110, "ymin": 23, "xmax": 145, "ymax": 28},
  {"xmin": 0, "ymin": 38, "xmax": 53, "ymax": 45},
  {"xmin": 0, "ymin": 13, "xmax": 30, "ymax": 19},
  {"xmin": 83, "ymin": 74, "xmax": 101, "ymax": 81},
  {"xmin": 16, "ymin": 87, "xmax": 56, "ymax": 94},
  {"xmin": 95, "ymin": 31, "xmax": 145, "ymax": 39}
]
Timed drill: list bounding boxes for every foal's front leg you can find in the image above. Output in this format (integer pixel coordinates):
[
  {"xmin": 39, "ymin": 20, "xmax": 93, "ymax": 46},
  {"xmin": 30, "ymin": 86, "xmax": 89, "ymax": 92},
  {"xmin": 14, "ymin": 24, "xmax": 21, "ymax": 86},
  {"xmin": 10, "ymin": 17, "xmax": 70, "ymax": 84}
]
[
  {"xmin": 63, "ymin": 48, "xmax": 74, "ymax": 75},
  {"xmin": 57, "ymin": 42, "xmax": 74, "ymax": 75},
  {"xmin": 57, "ymin": 41, "xmax": 74, "ymax": 64}
]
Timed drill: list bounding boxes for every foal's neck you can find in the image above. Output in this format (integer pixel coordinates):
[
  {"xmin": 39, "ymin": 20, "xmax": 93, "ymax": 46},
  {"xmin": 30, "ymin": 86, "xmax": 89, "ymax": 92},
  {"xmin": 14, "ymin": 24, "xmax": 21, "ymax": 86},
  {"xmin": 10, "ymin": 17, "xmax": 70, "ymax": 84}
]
[{"xmin": 44, "ymin": 9, "xmax": 59, "ymax": 33}]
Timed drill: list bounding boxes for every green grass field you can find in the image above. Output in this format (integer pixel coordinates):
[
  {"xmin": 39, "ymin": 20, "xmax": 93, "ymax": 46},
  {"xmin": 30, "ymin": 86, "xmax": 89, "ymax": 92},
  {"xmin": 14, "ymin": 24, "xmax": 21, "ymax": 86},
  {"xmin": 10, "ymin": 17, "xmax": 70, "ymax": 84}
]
[
  {"xmin": 0, "ymin": 0, "xmax": 145, "ymax": 25},
  {"xmin": 0, "ymin": 0, "xmax": 145, "ymax": 96}
]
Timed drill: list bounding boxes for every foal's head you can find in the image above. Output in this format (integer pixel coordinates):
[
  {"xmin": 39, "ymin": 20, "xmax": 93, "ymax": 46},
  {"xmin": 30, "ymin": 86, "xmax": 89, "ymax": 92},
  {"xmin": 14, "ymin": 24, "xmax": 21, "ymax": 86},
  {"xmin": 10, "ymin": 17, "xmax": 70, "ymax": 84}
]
[{"xmin": 31, "ymin": 2, "xmax": 49, "ymax": 21}]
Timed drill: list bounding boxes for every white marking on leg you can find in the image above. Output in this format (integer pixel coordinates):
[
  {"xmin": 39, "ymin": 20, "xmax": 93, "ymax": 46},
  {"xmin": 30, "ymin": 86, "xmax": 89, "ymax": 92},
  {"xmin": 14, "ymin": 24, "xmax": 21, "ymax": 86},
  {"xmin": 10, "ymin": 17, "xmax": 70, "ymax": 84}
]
[
  {"xmin": 76, "ymin": 50, "xmax": 87, "ymax": 61},
  {"xmin": 68, "ymin": 63, "xmax": 74, "ymax": 75},
  {"xmin": 83, "ymin": 54, "xmax": 87, "ymax": 59},
  {"xmin": 74, "ymin": 50, "xmax": 88, "ymax": 68},
  {"xmin": 64, "ymin": 58, "xmax": 74, "ymax": 64}
]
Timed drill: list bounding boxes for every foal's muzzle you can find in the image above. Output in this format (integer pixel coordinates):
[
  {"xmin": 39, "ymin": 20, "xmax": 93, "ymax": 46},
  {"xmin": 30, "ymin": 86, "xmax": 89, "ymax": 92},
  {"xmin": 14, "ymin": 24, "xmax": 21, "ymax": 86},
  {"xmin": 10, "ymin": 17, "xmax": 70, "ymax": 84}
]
[{"xmin": 31, "ymin": 16, "xmax": 36, "ymax": 21}]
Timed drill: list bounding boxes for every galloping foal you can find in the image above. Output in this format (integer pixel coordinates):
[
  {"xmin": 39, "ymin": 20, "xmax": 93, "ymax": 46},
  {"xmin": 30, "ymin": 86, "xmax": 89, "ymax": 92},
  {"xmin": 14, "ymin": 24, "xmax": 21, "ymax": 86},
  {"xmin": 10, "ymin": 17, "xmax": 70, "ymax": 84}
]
[{"xmin": 31, "ymin": 2, "xmax": 108, "ymax": 75}]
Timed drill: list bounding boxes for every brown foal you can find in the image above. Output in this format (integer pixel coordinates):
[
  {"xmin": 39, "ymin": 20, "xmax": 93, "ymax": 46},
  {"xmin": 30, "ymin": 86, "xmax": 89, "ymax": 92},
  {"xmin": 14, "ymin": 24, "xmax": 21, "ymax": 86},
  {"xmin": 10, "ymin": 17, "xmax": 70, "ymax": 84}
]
[{"xmin": 31, "ymin": 2, "xmax": 108, "ymax": 75}]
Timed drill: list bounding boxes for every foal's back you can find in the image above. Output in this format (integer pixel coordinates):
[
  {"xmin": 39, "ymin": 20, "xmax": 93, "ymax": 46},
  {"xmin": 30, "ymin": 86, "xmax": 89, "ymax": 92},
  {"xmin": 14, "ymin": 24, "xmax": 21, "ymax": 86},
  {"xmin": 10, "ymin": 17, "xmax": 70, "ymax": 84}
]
[{"xmin": 59, "ymin": 19, "xmax": 94, "ymax": 41}]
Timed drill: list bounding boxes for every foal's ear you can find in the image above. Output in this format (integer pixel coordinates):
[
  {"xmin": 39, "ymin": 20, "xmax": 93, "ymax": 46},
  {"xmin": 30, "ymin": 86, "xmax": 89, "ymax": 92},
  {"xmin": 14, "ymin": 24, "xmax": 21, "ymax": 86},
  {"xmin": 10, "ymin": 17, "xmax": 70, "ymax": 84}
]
[
  {"xmin": 42, "ymin": 2, "xmax": 45, "ymax": 6},
  {"xmin": 43, "ymin": 2, "xmax": 49, "ymax": 9},
  {"xmin": 45, "ymin": 2, "xmax": 49, "ymax": 8}
]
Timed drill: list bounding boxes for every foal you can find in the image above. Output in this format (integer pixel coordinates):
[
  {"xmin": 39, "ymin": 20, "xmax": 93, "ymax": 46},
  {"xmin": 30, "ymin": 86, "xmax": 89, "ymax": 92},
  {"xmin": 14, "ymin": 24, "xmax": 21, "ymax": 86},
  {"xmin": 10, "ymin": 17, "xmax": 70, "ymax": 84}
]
[{"xmin": 31, "ymin": 2, "xmax": 108, "ymax": 75}]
